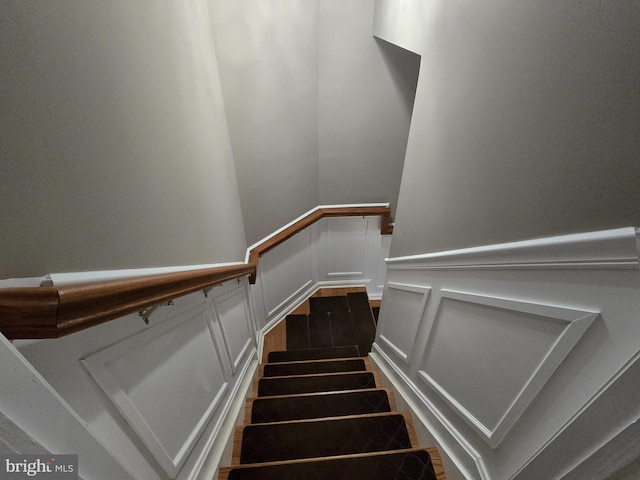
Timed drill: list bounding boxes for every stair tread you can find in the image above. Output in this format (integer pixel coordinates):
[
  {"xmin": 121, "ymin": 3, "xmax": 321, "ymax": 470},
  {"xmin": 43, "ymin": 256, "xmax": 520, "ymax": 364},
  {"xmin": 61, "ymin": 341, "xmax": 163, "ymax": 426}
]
[
  {"xmin": 262, "ymin": 358, "xmax": 367, "ymax": 377},
  {"xmin": 268, "ymin": 346, "xmax": 360, "ymax": 362},
  {"xmin": 248, "ymin": 388, "xmax": 394, "ymax": 423},
  {"xmin": 285, "ymin": 314, "xmax": 310, "ymax": 350},
  {"xmin": 236, "ymin": 412, "xmax": 415, "ymax": 464},
  {"xmin": 309, "ymin": 295, "xmax": 349, "ymax": 314},
  {"xmin": 256, "ymin": 371, "xmax": 378, "ymax": 397},
  {"xmin": 221, "ymin": 448, "xmax": 441, "ymax": 480}
]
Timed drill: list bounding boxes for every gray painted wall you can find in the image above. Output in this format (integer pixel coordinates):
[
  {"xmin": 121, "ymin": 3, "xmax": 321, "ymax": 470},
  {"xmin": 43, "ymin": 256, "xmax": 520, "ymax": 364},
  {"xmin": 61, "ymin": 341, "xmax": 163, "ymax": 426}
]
[
  {"xmin": 375, "ymin": 0, "xmax": 640, "ymax": 257},
  {"xmin": 318, "ymin": 0, "xmax": 419, "ymax": 217},
  {"xmin": 210, "ymin": 0, "xmax": 416, "ymax": 245},
  {"xmin": 1, "ymin": 1, "xmax": 247, "ymax": 278},
  {"xmin": 208, "ymin": 0, "xmax": 320, "ymax": 246}
]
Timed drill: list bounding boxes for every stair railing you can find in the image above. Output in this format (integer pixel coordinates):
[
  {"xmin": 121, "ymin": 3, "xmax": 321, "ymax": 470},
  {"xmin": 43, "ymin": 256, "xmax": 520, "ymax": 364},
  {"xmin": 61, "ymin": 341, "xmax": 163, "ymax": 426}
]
[{"xmin": 0, "ymin": 205, "xmax": 392, "ymax": 339}]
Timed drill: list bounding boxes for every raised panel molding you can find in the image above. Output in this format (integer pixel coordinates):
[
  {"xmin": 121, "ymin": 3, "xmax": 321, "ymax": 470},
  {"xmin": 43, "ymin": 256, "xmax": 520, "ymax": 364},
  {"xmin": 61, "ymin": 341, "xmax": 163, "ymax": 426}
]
[
  {"xmin": 212, "ymin": 285, "xmax": 255, "ymax": 374},
  {"xmin": 377, "ymin": 283, "xmax": 431, "ymax": 364},
  {"xmin": 81, "ymin": 305, "xmax": 229, "ymax": 477},
  {"xmin": 259, "ymin": 227, "xmax": 314, "ymax": 320},
  {"xmin": 323, "ymin": 217, "xmax": 370, "ymax": 277},
  {"xmin": 417, "ymin": 291, "xmax": 598, "ymax": 449}
]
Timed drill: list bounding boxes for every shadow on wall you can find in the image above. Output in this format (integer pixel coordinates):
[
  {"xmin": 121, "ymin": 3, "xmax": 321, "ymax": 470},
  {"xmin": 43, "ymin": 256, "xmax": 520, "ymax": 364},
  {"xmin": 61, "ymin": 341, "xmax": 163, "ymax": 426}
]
[{"xmin": 375, "ymin": 37, "xmax": 421, "ymax": 116}]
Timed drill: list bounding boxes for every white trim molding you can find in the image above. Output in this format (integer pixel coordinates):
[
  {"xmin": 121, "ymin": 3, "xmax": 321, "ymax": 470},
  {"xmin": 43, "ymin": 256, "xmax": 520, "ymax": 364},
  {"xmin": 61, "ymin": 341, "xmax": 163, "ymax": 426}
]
[
  {"xmin": 377, "ymin": 282, "xmax": 431, "ymax": 365},
  {"xmin": 377, "ymin": 225, "xmax": 640, "ymax": 480},
  {"xmin": 387, "ymin": 227, "xmax": 640, "ymax": 271},
  {"xmin": 417, "ymin": 290, "xmax": 598, "ymax": 449}
]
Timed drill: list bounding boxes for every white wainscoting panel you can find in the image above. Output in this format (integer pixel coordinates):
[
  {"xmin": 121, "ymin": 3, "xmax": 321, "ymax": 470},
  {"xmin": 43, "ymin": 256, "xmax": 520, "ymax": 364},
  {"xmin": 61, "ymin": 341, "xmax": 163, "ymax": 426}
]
[
  {"xmin": 212, "ymin": 284, "xmax": 255, "ymax": 373},
  {"xmin": 323, "ymin": 217, "xmax": 370, "ymax": 278},
  {"xmin": 417, "ymin": 291, "xmax": 598, "ymax": 448},
  {"xmin": 377, "ymin": 282, "xmax": 431, "ymax": 364},
  {"xmin": 259, "ymin": 227, "xmax": 314, "ymax": 320},
  {"xmin": 82, "ymin": 304, "xmax": 229, "ymax": 477}
]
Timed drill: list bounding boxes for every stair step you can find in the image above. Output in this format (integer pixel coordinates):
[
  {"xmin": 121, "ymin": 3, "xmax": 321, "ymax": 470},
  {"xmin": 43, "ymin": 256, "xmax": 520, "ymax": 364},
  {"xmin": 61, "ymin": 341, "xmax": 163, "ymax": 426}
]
[
  {"xmin": 262, "ymin": 358, "xmax": 368, "ymax": 377},
  {"xmin": 257, "ymin": 371, "xmax": 378, "ymax": 397},
  {"xmin": 310, "ymin": 295, "xmax": 349, "ymax": 314},
  {"xmin": 347, "ymin": 292, "xmax": 377, "ymax": 355},
  {"xmin": 285, "ymin": 314, "xmax": 311, "ymax": 350},
  {"xmin": 235, "ymin": 412, "xmax": 415, "ymax": 464},
  {"xmin": 220, "ymin": 448, "xmax": 441, "ymax": 480},
  {"xmin": 248, "ymin": 388, "xmax": 394, "ymax": 423},
  {"xmin": 268, "ymin": 346, "xmax": 359, "ymax": 363}
]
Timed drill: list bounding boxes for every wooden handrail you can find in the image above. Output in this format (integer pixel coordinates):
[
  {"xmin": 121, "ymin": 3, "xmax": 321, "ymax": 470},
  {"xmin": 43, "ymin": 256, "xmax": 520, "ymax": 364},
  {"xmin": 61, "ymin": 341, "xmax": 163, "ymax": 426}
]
[
  {"xmin": 247, "ymin": 205, "xmax": 392, "ymax": 282},
  {"xmin": 0, "ymin": 205, "xmax": 392, "ymax": 339},
  {"xmin": 0, "ymin": 264, "xmax": 256, "ymax": 339}
]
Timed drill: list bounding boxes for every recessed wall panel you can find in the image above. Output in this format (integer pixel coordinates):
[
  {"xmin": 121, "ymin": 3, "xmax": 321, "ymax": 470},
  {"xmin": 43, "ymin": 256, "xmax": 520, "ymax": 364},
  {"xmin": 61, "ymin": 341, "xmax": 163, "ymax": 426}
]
[
  {"xmin": 324, "ymin": 217, "xmax": 369, "ymax": 277},
  {"xmin": 260, "ymin": 228, "xmax": 313, "ymax": 317},
  {"xmin": 82, "ymin": 307, "xmax": 228, "ymax": 475},
  {"xmin": 214, "ymin": 287, "xmax": 254, "ymax": 373},
  {"xmin": 417, "ymin": 291, "xmax": 598, "ymax": 447},
  {"xmin": 377, "ymin": 283, "xmax": 430, "ymax": 364}
]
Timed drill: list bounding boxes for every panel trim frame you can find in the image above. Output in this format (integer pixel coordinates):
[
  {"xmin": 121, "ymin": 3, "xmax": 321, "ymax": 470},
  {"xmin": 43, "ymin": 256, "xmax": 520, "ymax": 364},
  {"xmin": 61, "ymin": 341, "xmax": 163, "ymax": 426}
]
[
  {"xmin": 378, "ymin": 282, "xmax": 431, "ymax": 365},
  {"xmin": 417, "ymin": 290, "xmax": 599, "ymax": 449},
  {"xmin": 212, "ymin": 285, "xmax": 255, "ymax": 374},
  {"xmin": 81, "ymin": 306, "xmax": 229, "ymax": 477},
  {"xmin": 322, "ymin": 217, "xmax": 370, "ymax": 278}
]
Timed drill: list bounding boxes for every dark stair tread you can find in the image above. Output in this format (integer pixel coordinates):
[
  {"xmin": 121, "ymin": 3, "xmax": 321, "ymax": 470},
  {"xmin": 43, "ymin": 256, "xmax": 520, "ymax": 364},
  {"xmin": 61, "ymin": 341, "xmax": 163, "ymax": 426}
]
[
  {"xmin": 268, "ymin": 346, "xmax": 360, "ymax": 363},
  {"xmin": 257, "ymin": 371, "xmax": 377, "ymax": 397},
  {"xmin": 347, "ymin": 292, "xmax": 377, "ymax": 355},
  {"xmin": 285, "ymin": 314, "xmax": 310, "ymax": 350},
  {"xmin": 330, "ymin": 309, "xmax": 359, "ymax": 346},
  {"xmin": 221, "ymin": 449, "xmax": 439, "ymax": 480},
  {"xmin": 308, "ymin": 312, "xmax": 333, "ymax": 348},
  {"xmin": 262, "ymin": 358, "xmax": 367, "ymax": 377},
  {"xmin": 310, "ymin": 295, "xmax": 349, "ymax": 314},
  {"xmin": 249, "ymin": 388, "xmax": 392, "ymax": 423},
  {"xmin": 238, "ymin": 413, "xmax": 414, "ymax": 464}
]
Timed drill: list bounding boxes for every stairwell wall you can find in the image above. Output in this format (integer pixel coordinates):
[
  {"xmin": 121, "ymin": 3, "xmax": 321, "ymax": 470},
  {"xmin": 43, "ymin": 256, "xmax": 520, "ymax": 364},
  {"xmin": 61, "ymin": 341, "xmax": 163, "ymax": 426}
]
[
  {"xmin": 318, "ymin": 0, "xmax": 419, "ymax": 219},
  {"xmin": 372, "ymin": 228, "xmax": 640, "ymax": 480},
  {"xmin": 0, "ymin": 0, "xmax": 247, "ymax": 279},
  {"xmin": 372, "ymin": 1, "xmax": 640, "ymax": 478},
  {"xmin": 8, "ymin": 206, "xmax": 390, "ymax": 479},
  {"xmin": 374, "ymin": 0, "xmax": 640, "ymax": 257}
]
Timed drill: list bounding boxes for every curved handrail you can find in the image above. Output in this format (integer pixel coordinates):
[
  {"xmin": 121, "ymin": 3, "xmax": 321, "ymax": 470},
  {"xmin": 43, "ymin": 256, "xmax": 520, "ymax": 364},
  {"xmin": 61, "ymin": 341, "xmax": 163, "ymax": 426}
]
[
  {"xmin": 247, "ymin": 205, "xmax": 392, "ymax": 282},
  {"xmin": 0, "ymin": 205, "xmax": 392, "ymax": 339},
  {"xmin": 0, "ymin": 264, "xmax": 255, "ymax": 339}
]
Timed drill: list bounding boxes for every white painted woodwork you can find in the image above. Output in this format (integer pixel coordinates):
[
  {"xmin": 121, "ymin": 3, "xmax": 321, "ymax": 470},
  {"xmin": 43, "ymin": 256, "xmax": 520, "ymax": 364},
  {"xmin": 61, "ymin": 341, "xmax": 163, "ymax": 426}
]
[
  {"xmin": 417, "ymin": 291, "xmax": 597, "ymax": 448},
  {"xmin": 322, "ymin": 217, "xmax": 370, "ymax": 278},
  {"xmin": 377, "ymin": 283, "xmax": 431, "ymax": 364},
  {"xmin": 14, "ymin": 278, "xmax": 257, "ymax": 480},
  {"xmin": 0, "ymin": 336, "xmax": 135, "ymax": 480},
  {"xmin": 9, "ymin": 206, "xmax": 390, "ymax": 480},
  {"xmin": 373, "ymin": 227, "xmax": 640, "ymax": 479},
  {"xmin": 212, "ymin": 285, "xmax": 255, "ymax": 373},
  {"xmin": 81, "ymin": 303, "xmax": 229, "ymax": 476},
  {"xmin": 252, "ymin": 210, "xmax": 389, "ymax": 337},
  {"xmin": 259, "ymin": 227, "xmax": 315, "ymax": 319}
]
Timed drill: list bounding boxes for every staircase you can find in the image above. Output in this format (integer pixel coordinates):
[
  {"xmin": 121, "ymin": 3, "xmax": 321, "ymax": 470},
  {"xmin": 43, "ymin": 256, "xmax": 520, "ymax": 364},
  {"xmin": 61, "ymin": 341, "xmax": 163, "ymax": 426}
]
[{"xmin": 218, "ymin": 290, "xmax": 446, "ymax": 480}]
